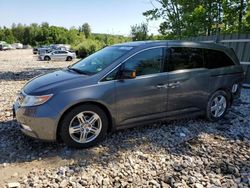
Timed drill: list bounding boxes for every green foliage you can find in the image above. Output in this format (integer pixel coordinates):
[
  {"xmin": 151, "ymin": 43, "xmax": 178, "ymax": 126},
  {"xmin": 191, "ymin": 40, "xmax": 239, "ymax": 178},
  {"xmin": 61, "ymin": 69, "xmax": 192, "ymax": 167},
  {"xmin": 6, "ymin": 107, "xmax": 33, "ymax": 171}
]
[
  {"xmin": 93, "ymin": 33, "xmax": 131, "ymax": 45},
  {"xmin": 130, "ymin": 23, "xmax": 149, "ymax": 41},
  {"xmin": 144, "ymin": 0, "xmax": 250, "ymax": 38},
  {"xmin": 73, "ymin": 39, "xmax": 105, "ymax": 58},
  {"xmin": 81, "ymin": 23, "xmax": 91, "ymax": 39},
  {"xmin": 2, "ymin": 28, "xmax": 15, "ymax": 43},
  {"xmin": 0, "ymin": 23, "xmax": 130, "ymax": 50},
  {"xmin": 73, "ymin": 34, "xmax": 131, "ymax": 58}
]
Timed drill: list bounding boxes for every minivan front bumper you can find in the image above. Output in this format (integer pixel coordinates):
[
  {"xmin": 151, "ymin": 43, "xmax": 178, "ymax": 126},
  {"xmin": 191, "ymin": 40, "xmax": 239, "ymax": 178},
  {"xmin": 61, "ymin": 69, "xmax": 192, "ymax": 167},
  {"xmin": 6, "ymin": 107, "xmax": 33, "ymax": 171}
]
[{"xmin": 13, "ymin": 102, "xmax": 58, "ymax": 141}]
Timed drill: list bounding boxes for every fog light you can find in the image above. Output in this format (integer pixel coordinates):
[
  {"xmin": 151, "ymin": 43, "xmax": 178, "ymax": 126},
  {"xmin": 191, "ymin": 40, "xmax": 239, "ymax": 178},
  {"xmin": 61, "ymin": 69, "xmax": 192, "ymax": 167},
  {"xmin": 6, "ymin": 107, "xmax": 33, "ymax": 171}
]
[
  {"xmin": 21, "ymin": 124, "xmax": 32, "ymax": 131},
  {"xmin": 232, "ymin": 84, "xmax": 238, "ymax": 93}
]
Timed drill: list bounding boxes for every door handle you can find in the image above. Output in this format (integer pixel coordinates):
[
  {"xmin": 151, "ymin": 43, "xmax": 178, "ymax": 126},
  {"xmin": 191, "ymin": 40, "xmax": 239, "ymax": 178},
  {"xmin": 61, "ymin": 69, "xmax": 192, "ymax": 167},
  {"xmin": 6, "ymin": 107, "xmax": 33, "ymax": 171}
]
[
  {"xmin": 168, "ymin": 81, "xmax": 181, "ymax": 88},
  {"xmin": 156, "ymin": 84, "xmax": 168, "ymax": 89}
]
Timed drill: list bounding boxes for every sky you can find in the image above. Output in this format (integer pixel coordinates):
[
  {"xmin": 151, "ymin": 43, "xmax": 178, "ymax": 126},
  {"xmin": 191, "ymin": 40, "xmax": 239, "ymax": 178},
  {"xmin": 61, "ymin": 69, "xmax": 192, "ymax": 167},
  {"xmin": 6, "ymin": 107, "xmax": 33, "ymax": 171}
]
[{"xmin": 0, "ymin": 0, "xmax": 162, "ymax": 36}]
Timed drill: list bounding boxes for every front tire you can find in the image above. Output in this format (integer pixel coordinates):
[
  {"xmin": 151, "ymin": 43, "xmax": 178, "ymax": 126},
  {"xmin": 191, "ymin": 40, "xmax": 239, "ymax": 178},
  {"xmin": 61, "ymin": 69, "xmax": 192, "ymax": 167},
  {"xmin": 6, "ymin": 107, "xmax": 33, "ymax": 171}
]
[
  {"xmin": 44, "ymin": 56, "xmax": 51, "ymax": 61},
  {"xmin": 60, "ymin": 104, "xmax": 108, "ymax": 148},
  {"xmin": 206, "ymin": 90, "xmax": 229, "ymax": 121},
  {"xmin": 66, "ymin": 56, "xmax": 73, "ymax": 61}
]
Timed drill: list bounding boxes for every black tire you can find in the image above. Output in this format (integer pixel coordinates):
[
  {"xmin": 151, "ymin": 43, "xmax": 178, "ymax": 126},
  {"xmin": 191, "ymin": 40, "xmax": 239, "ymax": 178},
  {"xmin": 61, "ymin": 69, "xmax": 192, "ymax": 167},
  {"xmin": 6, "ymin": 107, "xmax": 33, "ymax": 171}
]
[
  {"xmin": 44, "ymin": 56, "xmax": 51, "ymax": 61},
  {"xmin": 66, "ymin": 56, "xmax": 73, "ymax": 61},
  {"xmin": 59, "ymin": 104, "xmax": 108, "ymax": 148},
  {"xmin": 206, "ymin": 90, "xmax": 229, "ymax": 122}
]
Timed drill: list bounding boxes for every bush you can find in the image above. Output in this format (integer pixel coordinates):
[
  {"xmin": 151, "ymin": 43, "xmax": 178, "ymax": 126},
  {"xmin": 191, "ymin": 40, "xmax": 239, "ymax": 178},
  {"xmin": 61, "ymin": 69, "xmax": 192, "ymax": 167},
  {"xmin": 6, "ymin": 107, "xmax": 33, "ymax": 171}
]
[{"xmin": 73, "ymin": 39, "xmax": 105, "ymax": 58}]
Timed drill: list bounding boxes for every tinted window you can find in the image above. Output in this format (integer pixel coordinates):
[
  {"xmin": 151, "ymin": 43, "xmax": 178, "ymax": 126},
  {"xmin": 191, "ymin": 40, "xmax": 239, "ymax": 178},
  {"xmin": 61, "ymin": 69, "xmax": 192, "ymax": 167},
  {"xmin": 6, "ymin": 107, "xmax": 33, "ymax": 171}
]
[
  {"xmin": 204, "ymin": 49, "xmax": 235, "ymax": 69},
  {"xmin": 58, "ymin": 51, "xmax": 67, "ymax": 54},
  {"xmin": 166, "ymin": 47, "xmax": 204, "ymax": 72},
  {"xmin": 123, "ymin": 48, "xmax": 163, "ymax": 76}
]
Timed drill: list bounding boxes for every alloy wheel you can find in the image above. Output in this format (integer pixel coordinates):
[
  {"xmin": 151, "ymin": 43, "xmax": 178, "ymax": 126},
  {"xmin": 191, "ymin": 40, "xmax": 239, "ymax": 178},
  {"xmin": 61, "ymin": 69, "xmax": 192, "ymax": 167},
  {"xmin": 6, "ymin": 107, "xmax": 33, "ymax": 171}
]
[
  {"xmin": 210, "ymin": 95, "xmax": 227, "ymax": 118},
  {"xmin": 69, "ymin": 111, "xmax": 102, "ymax": 143}
]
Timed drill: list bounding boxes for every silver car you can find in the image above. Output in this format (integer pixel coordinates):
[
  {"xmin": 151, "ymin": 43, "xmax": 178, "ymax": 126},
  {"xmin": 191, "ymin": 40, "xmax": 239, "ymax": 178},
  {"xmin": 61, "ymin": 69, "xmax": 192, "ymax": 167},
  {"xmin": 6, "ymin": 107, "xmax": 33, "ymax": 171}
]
[{"xmin": 39, "ymin": 50, "xmax": 76, "ymax": 61}]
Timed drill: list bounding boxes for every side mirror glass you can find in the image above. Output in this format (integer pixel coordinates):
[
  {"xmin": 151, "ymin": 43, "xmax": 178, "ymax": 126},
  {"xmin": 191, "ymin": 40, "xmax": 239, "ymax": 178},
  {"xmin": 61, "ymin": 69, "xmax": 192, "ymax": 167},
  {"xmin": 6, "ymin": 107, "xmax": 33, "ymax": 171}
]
[{"xmin": 120, "ymin": 69, "xmax": 136, "ymax": 79}]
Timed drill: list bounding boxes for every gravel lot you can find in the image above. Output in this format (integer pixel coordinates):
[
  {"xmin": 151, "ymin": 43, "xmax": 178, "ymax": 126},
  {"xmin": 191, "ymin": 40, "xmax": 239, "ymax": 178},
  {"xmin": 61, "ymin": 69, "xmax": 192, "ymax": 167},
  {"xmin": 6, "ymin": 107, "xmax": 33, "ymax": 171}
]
[{"xmin": 0, "ymin": 49, "xmax": 249, "ymax": 188}]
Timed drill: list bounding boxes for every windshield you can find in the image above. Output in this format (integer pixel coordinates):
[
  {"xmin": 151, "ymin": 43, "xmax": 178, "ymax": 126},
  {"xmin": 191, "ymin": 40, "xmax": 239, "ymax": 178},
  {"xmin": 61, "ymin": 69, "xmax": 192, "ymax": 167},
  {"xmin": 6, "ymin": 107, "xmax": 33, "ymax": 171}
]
[{"xmin": 70, "ymin": 46, "xmax": 133, "ymax": 75}]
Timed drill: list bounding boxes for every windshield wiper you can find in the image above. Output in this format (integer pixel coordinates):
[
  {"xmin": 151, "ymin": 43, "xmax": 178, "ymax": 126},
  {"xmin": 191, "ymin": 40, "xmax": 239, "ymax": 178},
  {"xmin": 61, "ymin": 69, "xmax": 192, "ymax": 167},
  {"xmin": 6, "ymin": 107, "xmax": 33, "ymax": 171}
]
[{"xmin": 67, "ymin": 66, "xmax": 90, "ymax": 75}]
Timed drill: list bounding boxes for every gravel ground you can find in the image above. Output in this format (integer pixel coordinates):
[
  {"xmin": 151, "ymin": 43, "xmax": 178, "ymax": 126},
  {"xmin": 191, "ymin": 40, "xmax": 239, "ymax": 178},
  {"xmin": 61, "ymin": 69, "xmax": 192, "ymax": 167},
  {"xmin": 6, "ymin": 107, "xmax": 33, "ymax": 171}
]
[{"xmin": 0, "ymin": 49, "xmax": 249, "ymax": 188}]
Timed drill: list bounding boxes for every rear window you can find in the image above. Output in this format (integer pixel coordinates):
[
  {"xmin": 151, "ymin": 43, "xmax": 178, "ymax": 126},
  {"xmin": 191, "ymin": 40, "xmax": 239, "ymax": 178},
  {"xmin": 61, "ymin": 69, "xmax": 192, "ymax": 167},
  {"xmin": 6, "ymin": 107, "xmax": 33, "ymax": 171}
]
[
  {"xmin": 166, "ymin": 47, "xmax": 204, "ymax": 72},
  {"xmin": 204, "ymin": 49, "xmax": 235, "ymax": 69}
]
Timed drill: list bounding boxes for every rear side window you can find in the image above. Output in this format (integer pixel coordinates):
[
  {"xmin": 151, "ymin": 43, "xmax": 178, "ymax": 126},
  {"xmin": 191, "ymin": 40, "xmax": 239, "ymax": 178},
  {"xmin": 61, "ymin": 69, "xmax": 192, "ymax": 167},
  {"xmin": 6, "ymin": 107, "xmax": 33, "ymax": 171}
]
[
  {"xmin": 204, "ymin": 49, "xmax": 235, "ymax": 69},
  {"xmin": 57, "ymin": 51, "xmax": 67, "ymax": 54},
  {"xmin": 166, "ymin": 47, "xmax": 203, "ymax": 72}
]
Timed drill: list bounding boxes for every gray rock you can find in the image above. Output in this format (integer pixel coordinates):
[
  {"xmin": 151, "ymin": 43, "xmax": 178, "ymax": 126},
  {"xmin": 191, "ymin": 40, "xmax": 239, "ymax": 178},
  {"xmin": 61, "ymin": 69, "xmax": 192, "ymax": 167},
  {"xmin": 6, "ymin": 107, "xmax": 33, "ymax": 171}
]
[
  {"xmin": 165, "ymin": 176, "xmax": 175, "ymax": 186},
  {"xmin": 188, "ymin": 176, "xmax": 196, "ymax": 184},
  {"xmin": 59, "ymin": 179, "xmax": 68, "ymax": 188},
  {"xmin": 211, "ymin": 179, "xmax": 221, "ymax": 187},
  {"xmin": 195, "ymin": 183, "xmax": 204, "ymax": 188},
  {"xmin": 149, "ymin": 180, "xmax": 160, "ymax": 187},
  {"xmin": 180, "ymin": 133, "xmax": 186, "ymax": 137},
  {"xmin": 7, "ymin": 182, "xmax": 21, "ymax": 188}
]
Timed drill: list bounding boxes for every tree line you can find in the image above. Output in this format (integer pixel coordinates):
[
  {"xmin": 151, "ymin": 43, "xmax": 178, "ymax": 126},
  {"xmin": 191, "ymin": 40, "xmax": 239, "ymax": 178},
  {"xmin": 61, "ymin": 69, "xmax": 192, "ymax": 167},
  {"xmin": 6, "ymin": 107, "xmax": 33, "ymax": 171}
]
[
  {"xmin": 0, "ymin": 22, "xmax": 131, "ymax": 57},
  {"xmin": 0, "ymin": 22, "xmax": 131, "ymax": 46},
  {"xmin": 143, "ymin": 0, "xmax": 250, "ymax": 39}
]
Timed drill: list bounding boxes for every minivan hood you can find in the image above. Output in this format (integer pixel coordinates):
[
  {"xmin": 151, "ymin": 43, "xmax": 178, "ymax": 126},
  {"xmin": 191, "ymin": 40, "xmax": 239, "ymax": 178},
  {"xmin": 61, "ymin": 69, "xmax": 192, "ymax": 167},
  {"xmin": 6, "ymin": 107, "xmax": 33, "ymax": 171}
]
[{"xmin": 23, "ymin": 69, "xmax": 89, "ymax": 95}]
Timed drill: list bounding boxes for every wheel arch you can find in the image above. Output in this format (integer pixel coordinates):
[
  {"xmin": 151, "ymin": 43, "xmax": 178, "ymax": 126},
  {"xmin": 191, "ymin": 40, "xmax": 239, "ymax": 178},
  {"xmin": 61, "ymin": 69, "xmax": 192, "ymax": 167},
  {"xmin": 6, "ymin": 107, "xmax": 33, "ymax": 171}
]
[{"xmin": 56, "ymin": 101, "xmax": 115, "ymax": 141}]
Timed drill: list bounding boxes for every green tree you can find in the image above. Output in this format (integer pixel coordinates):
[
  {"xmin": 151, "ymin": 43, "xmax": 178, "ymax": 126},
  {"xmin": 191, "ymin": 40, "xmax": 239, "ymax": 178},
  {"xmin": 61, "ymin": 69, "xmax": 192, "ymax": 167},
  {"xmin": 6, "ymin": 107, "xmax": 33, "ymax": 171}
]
[
  {"xmin": 82, "ymin": 23, "xmax": 91, "ymax": 38},
  {"xmin": 67, "ymin": 27, "xmax": 84, "ymax": 46},
  {"xmin": 2, "ymin": 28, "xmax": 15, "ymax": 43},
  {"xmin": 144, "ymin": 0, "xmax": 250, "ymax": 38},
  {"xmin": 222, "ymin": 0, "xmax": 248, "ymax": 33},
  {"xmin": 143, "ymin": 0, "xmax": 183, "ymax": 38},
  {"xmin": 130, "ymin": 23, "xmax": 149, "ymax": 41},
  {"xmin": 245, "ymin": 1, "xmax": 250, "ymax": 31},
  {"xmin": 0, "ymin": 27, "xmax": 4, "ymax": 41}
]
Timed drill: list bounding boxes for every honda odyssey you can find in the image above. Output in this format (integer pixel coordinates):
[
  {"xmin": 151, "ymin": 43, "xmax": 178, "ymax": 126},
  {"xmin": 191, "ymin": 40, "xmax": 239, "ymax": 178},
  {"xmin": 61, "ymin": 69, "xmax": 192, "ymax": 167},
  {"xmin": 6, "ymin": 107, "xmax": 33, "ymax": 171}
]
[{"xmin": 13, "ymin": 41, "xmax": 244, "ymax": 148}]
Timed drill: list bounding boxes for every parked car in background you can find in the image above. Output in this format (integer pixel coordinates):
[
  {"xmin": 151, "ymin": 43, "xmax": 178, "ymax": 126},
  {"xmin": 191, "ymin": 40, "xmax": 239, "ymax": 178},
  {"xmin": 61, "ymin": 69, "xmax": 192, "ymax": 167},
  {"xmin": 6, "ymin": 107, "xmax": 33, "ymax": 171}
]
[
  {"xmin": 34, "ymin": 44, "xmax": 71, "ymax": 55},
  {"xmin": 50, "ymin": 44, "xmax": 71, "ymax": 51},
  {"xmin": 38, "ymin": 48, "xmax": 52, "ymax": 55},
  {"xmin": 12, "ymin": 43, "xmax": 23, "ymax": 49},
  {"xmin": 33, "ymin": 47, "xmax": 38, "ymax": 54},
  {"xmin": 1, "ymin": 43, "xmax": 13, "ymax": 50},
  {"xmin": 0, "ymin": 41, "xmax": 12, "ymax": 51},
  {"xmin": 13, "ymin": 41, "xmax": 244, "ymax": 148},
  {"xmin": 39, "ymin": 50, "xmax": 76, "ymax": 61}
]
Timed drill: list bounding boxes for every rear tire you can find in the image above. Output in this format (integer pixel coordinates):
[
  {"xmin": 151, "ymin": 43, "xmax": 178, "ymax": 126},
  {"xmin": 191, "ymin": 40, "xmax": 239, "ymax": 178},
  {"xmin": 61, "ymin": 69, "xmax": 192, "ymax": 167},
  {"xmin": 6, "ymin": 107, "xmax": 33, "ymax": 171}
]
[
  {"xmin": 44, "ymin": 56, "xmax": 51, "ymax": 61},
  {"xmin": 66, "ymin": 56, "xmax": 73, "ymax": 61},
  {"xmin": 206, "ymin": 90, "xmax": 229, "ymax": 121},
  {"xmin": 59, "ymin": 104, "xmax": 108, "ymax": 148}
]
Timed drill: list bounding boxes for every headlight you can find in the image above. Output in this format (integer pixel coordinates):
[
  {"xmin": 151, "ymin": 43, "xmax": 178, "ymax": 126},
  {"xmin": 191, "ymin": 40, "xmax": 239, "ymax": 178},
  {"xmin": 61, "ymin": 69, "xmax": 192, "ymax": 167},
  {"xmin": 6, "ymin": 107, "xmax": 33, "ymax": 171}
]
[{"xmin": 20, "ymin": 94, "xmax": 53, "ymax": 107}]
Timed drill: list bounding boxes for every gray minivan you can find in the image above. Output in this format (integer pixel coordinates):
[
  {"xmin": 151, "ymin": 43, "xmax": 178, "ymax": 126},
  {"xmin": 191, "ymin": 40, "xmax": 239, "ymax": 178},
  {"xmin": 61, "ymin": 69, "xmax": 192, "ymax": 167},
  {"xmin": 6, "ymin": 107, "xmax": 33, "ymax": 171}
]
[{"xmin": 13, "ymin": 41, "xmax": 244, "ymax": 148}]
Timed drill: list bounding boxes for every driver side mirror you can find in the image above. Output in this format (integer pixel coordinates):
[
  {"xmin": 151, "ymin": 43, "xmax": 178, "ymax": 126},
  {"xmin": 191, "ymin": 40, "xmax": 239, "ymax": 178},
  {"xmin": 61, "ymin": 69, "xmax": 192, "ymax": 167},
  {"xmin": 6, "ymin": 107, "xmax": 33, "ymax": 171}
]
[{"xmin": 119, "ymin": 69, "xmax": 136, "ymax": 79}]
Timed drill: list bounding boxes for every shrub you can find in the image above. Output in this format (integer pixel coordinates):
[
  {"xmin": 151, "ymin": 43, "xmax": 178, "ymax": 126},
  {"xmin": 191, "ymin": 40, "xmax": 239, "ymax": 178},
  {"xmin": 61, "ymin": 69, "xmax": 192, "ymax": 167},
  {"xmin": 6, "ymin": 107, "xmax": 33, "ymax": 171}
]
[{"xmin": 73, "ymin": 39, "xmax": 105, "ymax": 58}]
